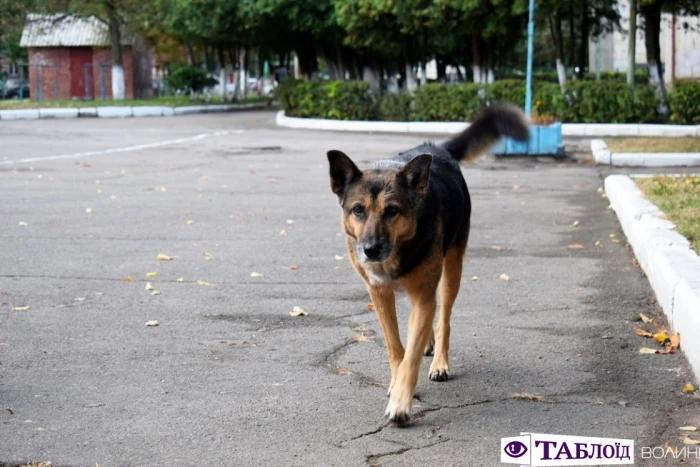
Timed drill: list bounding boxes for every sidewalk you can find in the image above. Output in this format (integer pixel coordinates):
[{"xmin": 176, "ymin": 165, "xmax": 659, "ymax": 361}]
[{"xmin": 0, "ymin": 111, "xmax": 698, "ymax": 465}]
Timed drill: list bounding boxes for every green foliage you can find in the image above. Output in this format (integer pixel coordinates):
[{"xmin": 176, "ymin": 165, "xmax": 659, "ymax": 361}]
[
  {"xmin": 279, "ymin": 79, "xmax": 664, "ymax": 124},
  {"xmin": 165, "ymin": 64, "xmax": 217, "ymax": 93},
  {"xmin": 669, "ymin": 80, "xmax": 700, "ymax": 124}
]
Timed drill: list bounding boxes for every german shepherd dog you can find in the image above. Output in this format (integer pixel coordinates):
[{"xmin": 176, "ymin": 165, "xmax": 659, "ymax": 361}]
[{"xmin": 327, "ymin": 106, "xmax": 529, "ymax": 425}]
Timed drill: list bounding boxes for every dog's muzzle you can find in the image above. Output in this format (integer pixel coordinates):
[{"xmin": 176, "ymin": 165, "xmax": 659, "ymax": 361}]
[{"xmin": 359, "ymin": 241, "xmax": 391, "ymax": 263}]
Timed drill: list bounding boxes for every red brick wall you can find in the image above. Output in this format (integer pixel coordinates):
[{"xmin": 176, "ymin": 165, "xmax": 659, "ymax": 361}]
[
  {"xmin": 27, "ymin": 48, "xmax": 71, "ymax": 100},
  {"xmin": 27, "ymin": 46, "xmax": 136, "ymax": 101},
  {"xmin": 92, "ymin": 47, "xmax": 134, "ymax": 100}
]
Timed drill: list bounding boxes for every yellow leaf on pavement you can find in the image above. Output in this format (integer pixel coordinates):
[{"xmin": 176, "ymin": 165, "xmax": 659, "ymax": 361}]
[
  {"xmin": 202, "ymin": 252, "xmax": 213, "ymax": 261},
  {"xmin": 684, "ymin": 384, "xmax": 695, "ymax": 394},
  {"xmin": 683, "ymin": 437, "xmax": 700, "ymax": 445},
  {"xmin": 196, "ymin": 280, "xmax": 211, "ymax": 286},
  {"xmin": 125, "ymin": 276, "xmax": 133, "ymax": 282},
  {"xmin": 11, "ymin": 306, "xmax": 29, "ymax": 311},
  {"xmin": 145, "ymin": 320, "xmax": 160, "ymax": 327},
  {"xmin": 352, "ymin": 334, "xmax": 374, "ymax": 342},
  {"xmin": 334, "ymin": 368, "xmax": 355, "ymax": 375},
  {"xmin": 639, "ymin": 347, "xmax": 657, "ymax": 354},
  {"xmin": 654, "ymin": 331, "xmax": 669, "ymax": 343},
  {"xmin": 250, "ymin": 272, "xmax": 263, "ymax": 277},
  {"xmin": 639, "ymin": 313, "xmax": 654, "ymax": 323},
  {"xmin": 290, "ymin": 306, "xmax": 308, "ymax": 317},
  {"xmin": 472, "ymin": 276, "xmax": 480, "ymax": 281},
  {"xmin": 150, "ymin": 290, "xmax": 161, "ymax": 296},
  {"xmin": 513, "ymin": 393, "xmax": 544, "ymax": 402},
  {"xmin": 335, "ymin": 255, "xmax": 344, "ymax": 261},
  {"xmin": 287, "ymin": 219, "xmax": 295, "ymax": 225},
  {"xmin": 500, "ymin": 273, "xmax": 510, "ymax": 281},
  {"xmin": 177, "ymin": 277, "xmax": 184, "ymax": 283},
  {"xmin": 186, "ymin": 220, "xmax": 194, "ymax": 225},
  {"xmin": 492, "ymin": 246, "xmax": 502, "ymax": 251},
  {"xmin": 572, "ymin": 220, "xmax": 580, "ymax": 227},
  {"xmin": 146, "ymin": 272, "xmax": 157, "ymax": 278},
  {"xmin": 568, "ymin": 244, "xmax": 584, "ymax": 249},
  {"xmin": 145, "ymin": 282, "xmax": 154, "ymax": 291},
  {"xmin": 366, "ymin": 303, "xmax": 375, "ymax": 310},
  {"xmin": 279, "ymin": 229, "xmax": 287, "ymax": 236},
  {"xmin": 157, "ymin": 253, "xmax": 172, "ymax": 261},
  {"xmin": 633, "ymin": 328, "xmax": 653, "ymax": 338},
  {"xmin": 680, "ymin": 426, "xmax": 697, "ymax": 431}
]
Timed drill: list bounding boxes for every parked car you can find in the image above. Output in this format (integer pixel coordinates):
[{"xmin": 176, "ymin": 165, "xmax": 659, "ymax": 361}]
[{"xmin": 1, "ymin": 78, "xmax": 30, "ymax": 99}]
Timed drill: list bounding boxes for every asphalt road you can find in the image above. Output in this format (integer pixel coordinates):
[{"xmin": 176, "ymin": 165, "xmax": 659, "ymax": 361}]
[{"xmin": 1, "ymin": 111, "xmax": 698, "ymax": 466}]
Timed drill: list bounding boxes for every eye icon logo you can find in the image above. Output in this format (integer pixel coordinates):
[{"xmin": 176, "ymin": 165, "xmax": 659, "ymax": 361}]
[{"xmin": 504, "ymin": 441, "xmax": 528, "ymax": 458}]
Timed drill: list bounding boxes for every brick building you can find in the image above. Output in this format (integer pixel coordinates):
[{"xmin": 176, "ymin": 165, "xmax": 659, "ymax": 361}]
[{"xmin": 19, "ymin": 14, "xmax": 152, "ymax": 100}]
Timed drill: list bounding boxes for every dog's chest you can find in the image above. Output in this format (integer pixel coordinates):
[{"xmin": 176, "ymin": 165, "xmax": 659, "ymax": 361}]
[{"xmin": 363, "ymin": 264, "xmax": 405, "ymax": 293}]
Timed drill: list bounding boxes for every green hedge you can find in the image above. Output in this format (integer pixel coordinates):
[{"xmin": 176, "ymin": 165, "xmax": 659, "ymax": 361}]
[{"xmin": 277, "ymin": 79, "xmax": 700, "ymax": 124}]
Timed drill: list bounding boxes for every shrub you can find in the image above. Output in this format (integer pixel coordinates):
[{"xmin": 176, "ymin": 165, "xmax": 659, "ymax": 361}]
[
  {"xmin": 165, "ymin": 64, "xmax": 216, "ymax": 94},
  {"xmin": 563, "ymin": 81, "xmax": 657, "ymax": 123},
  {"xmin": 412, "ymin": 83, "xmax": 484, "ymax": 121},
  {"xmin": 669, "ymin": 80, "xmax": 700, "ymax": 124},
  {"xmin": 378, "ymin": 92, "xmax": 412, "ymax": 121},
  {"xmin": 276, "ymin": 80, "xmax": 375, "ymax": 120}
]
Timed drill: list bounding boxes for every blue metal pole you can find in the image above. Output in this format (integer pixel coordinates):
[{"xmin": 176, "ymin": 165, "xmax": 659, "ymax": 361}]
[{"xmin": 524, "ymin": 0, "xmax": 535, "ymax": 116}]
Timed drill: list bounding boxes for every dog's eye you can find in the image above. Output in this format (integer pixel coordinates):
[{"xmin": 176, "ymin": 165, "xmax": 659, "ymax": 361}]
[
  {"xmin": 384, "ymin": 206, "xmax": 400, "ymax": 218},
  {"xmin": 352, "ymin": 205, "xmax": 365, "ymax": 216}
]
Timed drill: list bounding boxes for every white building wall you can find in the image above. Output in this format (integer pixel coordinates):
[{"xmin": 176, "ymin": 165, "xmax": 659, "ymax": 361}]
[{"xmin": 590, "ymin": 0, "xmax": 700, "ymax": 83}]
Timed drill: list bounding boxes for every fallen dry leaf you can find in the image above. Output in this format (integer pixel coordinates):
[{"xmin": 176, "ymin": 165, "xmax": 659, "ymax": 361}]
[
  {"xmin": 177, "ymin": 277, "xmax": 184, "ymax": 283},
  {"xmin": 334, "ymin": 368, "xmax": 355, "ymax": 375},
  {"xmin": 633, "ymin": 328, "xmax": 653, "ymax": 338},
  {"xmin": 352, "ymin": 326, "xmax": 366, "ymax": 332},
  {"xmin": 595, "ymin": 241, "xmax": 602, "ymax": 247},
  {"xmin": 283, "ymin": 265, "xmax": 298, "ymax": 270},
  {"xmin": 492, "ymin": 245, "xmax": 502, "ymax": 251},
  {"xmin": 290, "ymin": 306, "xmax": 308, "ymax": 317},
  {"xmin": 150, "ymin": 290, "xmax": 161, "ymax": 296},
  {"xmin": 145, "ymin": 282, "xmax": 154, "ymax": 291},
  {"xmin": 680, "ymin": 426, "xmax": 698, "ymax": 431},
  {"xmin": 279, "ymin": 229, "xmax": 287, "ymax": 236},
  {"xmin": 202, "ymin": 252, "xmax": 213, "ymax": 261},
  {"xmin": 654, "ymin": 331, "xmax": 669, "ymax": 343},
  {"xmin": 156, "ymin": 253, "xmax": 172, "ymax": 261},
  {"xmin": 512, "ymin": 185, "xmax": 520, "ymax": 190},
  {"xmin": 146, "ymin": 271, "xmax": 157, "ymax": 278},
  {"xmin": 125, "ymin": 276, "xmax": 133, "ymax": 282},
  {"xmin": 145, "ymin": 320, "xmax": 160, "ymax": 327},
  {"xmin": 609, "ymin": 233, "xmax": 616, "ymax": 238},
  {"xmin": 499, "ymin": 273, "xmax": 510, "ymax": 281},
  {"xmin": 639, "ymin": 313, "xmax": 654, "ymax": 323},
  {"xmin": 18, "ymin": 221, "xmax": 27, "ymax": 226},
  {"xmin": 267, "ymin": 178, "xmax": 278, "ymax": 183},
  {"xmin": 658, "ymin": 333, "xmax": 680, "ymax": 354},
  {"xmin": 572, "ymin": 220, "xmax": 580, "ymax": 227},
  {"xmin": 250, "ymin": 272, "xmax": 263, "ymax": 277},
  {"xmin": 186, "ymin": 220, "xmax": 194, "ymax": 225},
  {"xmin": 352, "ymin": 334, "xmax": 374, "ymax": 343},
  {"xmin": 196, "ymin": 280, "xmax": 211, "ymax": 286},
  {"xmin": 684, "ymin": 384, "xmax": 695, "ymax": 393},
  {"xmin": 11, "ymin": 306, "xmax": 29, "ymax": 311},
  {"xmin": 472, "ymin": 276, "xmax": 480, "ymax": 281},
  {"xmin": 334, "ymin": 255, "xmax": 344, "ymax": 261},
  {"xmin": 287, "ymin": 219, "xmax": 295, "ymax": 225},
  {"xmin": 568, "ymin": 244, "xmax": 584, "ymax": 249},
  {"xmin": 683, "ymin": 437, "xmax": 700, "ymax": 445},
  {"xmin": 513, "ymin": 393, "xmax": 544, "ymax": 402},
  {"xmin": 366, "ymin": 303, "xmax": 375, "ymax": 310},
  {"xmin": 611, "ymin": 238, "xmax": 621, "ymax": 244},
  {"xmin": 639, "ymin": 347, "xmax": 658, "ymax": 354},
  {"xmin": 85, "ymin": 207, "xmax": 93, "ymax": 213},
  {"xmin": 590, "ymin": 401, "xmax": 605, "ymax": 405}
]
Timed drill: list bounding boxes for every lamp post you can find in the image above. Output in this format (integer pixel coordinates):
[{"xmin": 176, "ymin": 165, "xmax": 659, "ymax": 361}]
[{"xmin": 524, "ymin": 0, "xmax": 535, "ymax": 117}]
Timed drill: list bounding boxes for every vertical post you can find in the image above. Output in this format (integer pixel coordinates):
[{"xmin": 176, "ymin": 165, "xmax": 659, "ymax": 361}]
[
  {"xmin": 84, "ymin": 64, "xmax": 89, "ymax": 100},
  {"xmin": 524, "ymin": 0, "xmax": 535, "ymax": 116},
  {"xmin": 627, "ymin": 0, "xmax": 637, "ymax": 87},
  {"xmin": 19, "ymin": 64, "xmax": 24, "ymax": 102},
  {"xmin": 54, "ymin": 65, "xmax": 59, "ymax": 100},
  {"xmin": 101, "ymin": 65, "xmax": 106, "ymax": 100},
  {"xmin": 595, "ymin": 38, "xmax": 601, "ymax": 81}
]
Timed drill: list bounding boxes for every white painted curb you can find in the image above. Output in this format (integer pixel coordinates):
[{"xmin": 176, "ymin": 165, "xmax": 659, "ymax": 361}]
[
  {"xmin": 0, "ymin": 103, "xmax": 269, "ymax": 120},
  {"xmin": 276, "ymin": 111, "xmax": 700, "ymax": 137},
  {"xmin": 592, "ymin": 139, "xmax": 700, "ymax": 167},
  {"xmin": 605, "ymin": 174, "xmax": 700, "ymax": 381}
]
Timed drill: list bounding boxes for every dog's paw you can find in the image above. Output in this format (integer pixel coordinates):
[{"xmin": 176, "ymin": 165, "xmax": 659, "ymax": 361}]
[
  {"xmin": 385, "ymin": 387, "xmax": 413, "ymax": 426},
  {"xmin": 429, "ymin": 362, "xmax": 450, "ymax": 382}
]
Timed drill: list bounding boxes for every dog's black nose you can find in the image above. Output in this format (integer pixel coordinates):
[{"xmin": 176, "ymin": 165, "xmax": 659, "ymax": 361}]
[{"xmin": 363, "ymin": 243, "xmax": 383, "ymax": 261}]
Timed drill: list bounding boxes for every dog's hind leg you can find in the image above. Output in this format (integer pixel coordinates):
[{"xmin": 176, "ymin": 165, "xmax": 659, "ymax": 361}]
[
  {"xmin": 367, "ymin": 285, "xmax": 404, "ymax": 396},
  {"xmin": 423, "ymin": 329, "xmax": 435, "ymax": 356},
  {"xmin": 429, "ymin": 232, "xmax": 468, "ymax": 382}
]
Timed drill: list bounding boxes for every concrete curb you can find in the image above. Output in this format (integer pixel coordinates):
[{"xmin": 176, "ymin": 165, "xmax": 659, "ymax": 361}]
[
  {"xmin": 605, "ymin": 174, "xmax": 700, "ymax": 381},
  {"xmin": 275, "ymin": 111, "xmax": 700, "ymax": 137},
  {"xmin": 0, "ymin": 102, "xmax": 269, "ymax": 121},
  {"xmin": 592, "ymin": 139, "xmax": 700, "ymax": 167}
]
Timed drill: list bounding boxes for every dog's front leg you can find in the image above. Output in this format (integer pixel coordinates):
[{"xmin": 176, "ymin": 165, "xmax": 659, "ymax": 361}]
[
  {"xmin": 367, "ymin": 285, "xmax": 404, "ymax": 395},
  {"xmin": 385, "ymin": 290, "xmax": 437, "ymax": 425}
]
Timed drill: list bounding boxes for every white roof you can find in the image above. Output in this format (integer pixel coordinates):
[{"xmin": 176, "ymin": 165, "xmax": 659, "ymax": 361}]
[{"xmin": 20, "ymin": 14, "xmax": 135, "ymax": 47}]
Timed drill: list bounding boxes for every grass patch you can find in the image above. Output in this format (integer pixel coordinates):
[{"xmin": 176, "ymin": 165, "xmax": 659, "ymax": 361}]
[
  {"xmin": 636, "ymin": 176, "xmax": 700, "ymax": 253},
  {"xmin": 0, "ymin": 95, "xmax": 270, "ymax": 110},
  {"xmin": 607, "ymin": 137, "xmax": 700, "ymax": 153}
]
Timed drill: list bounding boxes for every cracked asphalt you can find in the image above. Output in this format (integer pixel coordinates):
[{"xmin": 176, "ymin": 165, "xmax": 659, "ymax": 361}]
[{"xmin": 1, "ymin": 111, "xmax": 699, "ymax": 466}]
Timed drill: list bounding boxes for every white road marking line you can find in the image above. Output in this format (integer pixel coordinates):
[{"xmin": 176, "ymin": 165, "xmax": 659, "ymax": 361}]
[{"xmin": 0, "ymin": 129, "xmax": 242, "ymax": 165}]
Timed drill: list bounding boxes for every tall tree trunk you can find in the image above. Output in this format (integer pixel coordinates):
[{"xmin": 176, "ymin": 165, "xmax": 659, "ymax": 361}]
[
  {"xmin": 107, "ymin": 10, "xmax": 124, "ymax": 100},
  {"xmin": 484, "ymin": 44, "xmax": 494, "ymax": 84},
  {"xmin": 404, "ymin": 62, "xmax": 418, "ymax": 91},
  {"xmin": 471, "ymin": 31, "xmax": 482, "ymax": 84},
  {"xmin": 641, "ymin": 1, "xmax": 668, "ymax": 114},
  {"xmin": 576, "ymin": 1, "xmax": 589, "ymax": 79},
  {"xmin": 186, "ymin": 44, "xmax": 195, "ymax": 65},
  {"xmin": 568, "ymin": 6, "xmax": 576, "ymax": 70},
  {"xmin": 549, "ymin": 12, "xmax": 566, "ymax": 91},
  {"xmin": 627, "ymin": 0, "xmax": 637, "ymax": 87}
]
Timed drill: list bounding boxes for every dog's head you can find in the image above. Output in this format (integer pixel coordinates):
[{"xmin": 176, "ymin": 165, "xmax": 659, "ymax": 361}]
[{"xmin": 327, "ymin": 150, "xmax": 432, "ymax": 264}]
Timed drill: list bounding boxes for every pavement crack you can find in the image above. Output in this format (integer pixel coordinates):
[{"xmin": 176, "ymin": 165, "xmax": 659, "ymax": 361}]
[{"xmin": 366, "ymin": 437, "xmax": 451, "ymax": 466}]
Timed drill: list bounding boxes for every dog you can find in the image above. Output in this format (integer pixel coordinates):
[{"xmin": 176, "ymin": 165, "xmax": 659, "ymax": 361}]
[{"xmin": 326, "ymin": 105, "xmax": 529, "ymax": 425}]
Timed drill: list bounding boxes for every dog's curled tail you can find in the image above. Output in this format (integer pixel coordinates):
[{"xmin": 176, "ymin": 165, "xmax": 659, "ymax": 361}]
[{"xmin": 441, "ymin": 105, "xmax": 530, "ymax": 162}]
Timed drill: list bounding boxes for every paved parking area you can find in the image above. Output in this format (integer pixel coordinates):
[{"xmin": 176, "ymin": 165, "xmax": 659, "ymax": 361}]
[{"xmin": 1, "ymin": 111, "xmax": 698, "ymax": 466}]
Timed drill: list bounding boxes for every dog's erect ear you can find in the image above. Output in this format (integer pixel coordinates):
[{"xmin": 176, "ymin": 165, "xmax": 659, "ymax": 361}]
[
  {"xmin": 400, "ymin": 154, "xmax": 432, "ymax": 196},
  {"xmin": 327, "ymin": 150, "xmax": 362, "ymax": 199}
]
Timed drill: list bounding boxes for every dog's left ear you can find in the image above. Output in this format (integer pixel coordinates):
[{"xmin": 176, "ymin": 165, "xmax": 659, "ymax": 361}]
[
  {"xmin": 327, "ymin": 150, "xmax": 362, "ymax": 199},
  {"xmin": 400, "ymin": 154, "xmax": 432, "ymax": 196}
]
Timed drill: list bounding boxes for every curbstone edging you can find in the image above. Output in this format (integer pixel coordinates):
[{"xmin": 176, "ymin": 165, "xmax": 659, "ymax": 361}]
[
  {"xmin": 97, "ymin": 106, "xmax": 133, "ymax": 118},
  {"xmin": 605, "ymin": 174, "xmax": 700, "ymax": 381},
  {"xmin": 591, "ymin": 139, "xmax": 700, "ymax": 167},
  {"xmin": 79, "ymin": 107, "xmax": 97, "ymax": 118},
  {"xmin": 275, "ymin": 110, "xmax": 700, "ymax": 137},
  {"xmin": 38, "ymin": 108, "xmax": 79, "ymax": 119},
  {"xmin": 0, "ymin": 109, "xmax": 40, "ymax": 120}
]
